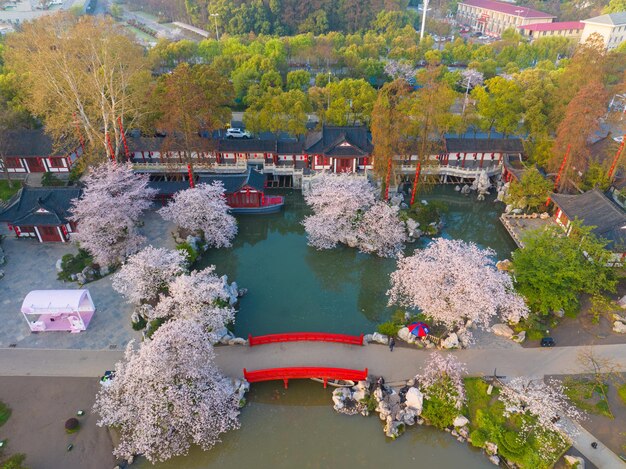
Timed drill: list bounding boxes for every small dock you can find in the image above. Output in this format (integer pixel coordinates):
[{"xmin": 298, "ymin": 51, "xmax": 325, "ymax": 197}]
[{"xmin": 499, "ymin": 213, "xmax": 556, "ymax": 248}]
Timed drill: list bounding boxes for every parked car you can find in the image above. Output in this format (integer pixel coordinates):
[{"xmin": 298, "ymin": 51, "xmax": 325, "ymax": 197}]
[
  {"xmin": 614, "ymin": 136, "xmax": 624, "ymax": 143},
  {"xmin": 540, "ymin": 337, "xmax": 555, "ymax": 347},
  {"xmin": 226, "ymin": 128, "xmax": 252, "ymax": 139}
]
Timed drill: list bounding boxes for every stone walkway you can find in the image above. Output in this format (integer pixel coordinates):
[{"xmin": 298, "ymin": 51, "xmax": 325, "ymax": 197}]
[{"xmin": 0, "ymin": 208, "xmax": 176, "ymax": 349}]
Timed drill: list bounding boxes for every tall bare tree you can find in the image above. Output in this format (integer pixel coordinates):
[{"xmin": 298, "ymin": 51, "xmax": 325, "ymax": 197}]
[{"xmin": 5, "ymin": 14, "xmax": 151, "ymax": 164}]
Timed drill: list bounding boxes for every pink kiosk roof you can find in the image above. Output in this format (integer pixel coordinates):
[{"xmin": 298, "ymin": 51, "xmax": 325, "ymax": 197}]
[{"xmin": 21, "ymin": 289, "xmax": 95, "ymax": 333}]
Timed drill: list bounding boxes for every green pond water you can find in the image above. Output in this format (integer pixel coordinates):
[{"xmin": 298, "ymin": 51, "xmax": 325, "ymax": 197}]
[
  {"xmin": 146, "ymin": 186, "xmax": 512, "ymax": 468},
  {"xmin": 201, "ymin": 186, "xmax": 517, "ymax": 337},
  {"xmin": 146, "ymin": 381, "xmax": 490, "ymax": 469}
]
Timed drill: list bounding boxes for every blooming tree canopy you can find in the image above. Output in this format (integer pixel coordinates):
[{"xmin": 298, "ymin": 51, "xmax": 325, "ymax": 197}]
[
  {"xmin": 387, "ymin": 238, "xmax": 529, "ymax": 331},
  {"xmin": 158, "ymin": 182, "xmax": 237, "ymax": 248},
  {"xmin": 112, "ymin": 246, "xmax": 188, "ymax": 305},
  {"xmin": 151, "ymin": 266, "xmax": 235, "ymax": 336},
  {"xmin": 303, "ymin": 173, "xmax": 376, "ymax": 250},
  {"xmin": 499, "ymin": 377, "xmax": 584, "ymax": 437},
  {"xmin": 416, "ymin": 352, "xmax": 467, "ymax": 410},
  {"xmin": 356, "ymin": 201, "xmax": 407, "ymax": 257},
  {"xmin": 70, "ymin": 162, "xmax": 156, "ymax": 266},
  {"xmin": 94, "ymin": 319, "xmax": 241, "ymax": 463}
]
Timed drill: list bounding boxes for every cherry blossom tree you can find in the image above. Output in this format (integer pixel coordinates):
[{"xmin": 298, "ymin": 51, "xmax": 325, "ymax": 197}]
[
  {"xmin": 112, "ymin": 246, "xmax": 188, "ymax": 305},
  {"xmin": 499, "ymin": 377, "xmax": 584, "ymax": 436},
  {"xmin": 94, "ymin": 319, "xmax": 241, "ymax": 463},
  {"xmin": 150, "ymin": 266, "xmax": 236, "ymax": 336},
  {"xmin": 70, "ymin": 162, "xmax": 156, "ymax": 266},
  {"xmin": 158, "ymin": 182, "xmax": 237, "ymax": 248},
  {"xmin": 356, "ymin": 202, "xmax": 407, "ymax": 258},
  {"xmin": 416, "ymin": 352, "xmax": 467, "ymax": 410},
  {"xmin": 387, "ymin": 238, "xmax": 529, "ymax": 331},
  {"xmin": 303, "ymin": 173, "xmax": 376, "ymax": 250}
]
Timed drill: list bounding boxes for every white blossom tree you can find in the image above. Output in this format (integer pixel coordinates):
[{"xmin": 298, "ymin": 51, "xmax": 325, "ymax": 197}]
[
  {"xmin": 70, "ymin": 162, "xmax": 156, "ymax": 266},
  {"xmin": 416, "ymin": 352, "xmax": 467, "ymax": 410},
  {"xmin": 356, "ymin": 202, "xmax": 407, "ymax": 258},
  {"xmin": 303, "ymin": 173, "xmax": 376, "ymax": 250},
  {"xmin": 150, "ymin": 266, "xmax": 235, "ymax": 336},
  {"xmin": 112, "ymin": 246, "xmax": 188, "ymax": 305},
  {"xmin": 499, "ymin": 377, "xmax": 585, "ymax": 437},
  {"xmin": 94, "ymin": 319, "xmax": 241, "ymax": 463},
  {"xmin": 387, "ymin": 238, "xmax": 529, "ymax": 331},
  {"xmin": 158, "ymin": 182, "xmax": 237, "ymax": 248}
]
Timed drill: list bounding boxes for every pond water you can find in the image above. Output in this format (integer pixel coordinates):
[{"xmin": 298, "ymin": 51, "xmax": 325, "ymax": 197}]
[
  {"xmin": 200, "ymin": 186, "xmax": 516, "ymax": 337},
  {"xmin": 145, "ymin": 381, "xmax": 490, "ymax": 469}
]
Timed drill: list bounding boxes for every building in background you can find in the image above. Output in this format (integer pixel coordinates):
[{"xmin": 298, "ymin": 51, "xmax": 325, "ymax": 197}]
[
  {"xmin": 456, "ymin": 0, "xmax": 555, "ymax": 36},
  {"xmin": 519, "ymin": 21, "xmax": 584, "ymax": 41},
  {"xmin": 580, "ymin": 12, "xmax": 626, "ymax": 50}
]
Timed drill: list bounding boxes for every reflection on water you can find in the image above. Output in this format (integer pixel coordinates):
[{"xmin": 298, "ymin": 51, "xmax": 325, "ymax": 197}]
[
  {"xmin": 143, "ymin": 381, "xmax": 490, "ymax": 469},
  {"xmin": 199, "ymin": 187, "xmax": 516, "ymax": 337}
]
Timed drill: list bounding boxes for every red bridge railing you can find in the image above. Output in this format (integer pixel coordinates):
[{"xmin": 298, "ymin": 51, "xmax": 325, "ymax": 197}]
[
  {"xmin": 248, "ymin": 332, "xmax": 364, "ymax": 347},
  {"xmin": 243, "ymin": 366, "xmax": 368, "ymax": 389}
]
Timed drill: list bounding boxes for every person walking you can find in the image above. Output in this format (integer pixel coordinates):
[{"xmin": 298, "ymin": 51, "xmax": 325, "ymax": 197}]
[
  {"xmin": 591, "ymin": 442, "xmax": 598, "ymax": 449},
  {"xmin": 389, "ymin": 337, "xmax": 395, "ymax": 352}
]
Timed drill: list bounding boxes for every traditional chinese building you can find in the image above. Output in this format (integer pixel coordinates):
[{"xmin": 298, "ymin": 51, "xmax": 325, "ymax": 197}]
[
  {"xmin": 0, "ymin": 129, "xmax": 82, "ymax": 174},
  {"xmin": 0, "ymin": 186, "xmax": 81, "ymax": 242}
]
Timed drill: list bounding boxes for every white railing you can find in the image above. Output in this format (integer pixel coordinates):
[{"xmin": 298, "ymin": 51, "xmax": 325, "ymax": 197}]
[{"xmin": 399, "ymin": 164, "xmax": 502, "ymax": 178}]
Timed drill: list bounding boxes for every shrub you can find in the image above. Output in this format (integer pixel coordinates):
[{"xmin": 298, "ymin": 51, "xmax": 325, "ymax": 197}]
[
  {"xmin": 0, "ymin": 401, "xmax": 11, "ymax": 427},
  {"xmin": 145, "ymin": 317, "xmax": 167, "ymax": 339},
  {"xmin": 421, "ymin": 396, "xmax": 457, "ymax": 430},
  {"xmin": 469, "ymin": 428, "xmax": 488, "ymax": 448},
  {"xmin": 618, "ymin": 383, "xmax": 626, "ymax": 406},
  {"xmin": 131, "ymin": 315, "xmax": 147, "ymax": 331},
  {"xmin": 377, "ymin": 321, "xmax": 401, "ymax": 337},
  {"xmin": 65, "ymin": 418, "xmax": 80, "ymax": 433},
  {"xmin": 58, "ymin": 249, "xmax": 93, "ymax": 282},
  {"xmin": 0, "ymin": 453, "xmax": 28, "ymax": 469},
  {"xmin": 176, "ymin": 242, "xmax": 199, "ymax": 264}
]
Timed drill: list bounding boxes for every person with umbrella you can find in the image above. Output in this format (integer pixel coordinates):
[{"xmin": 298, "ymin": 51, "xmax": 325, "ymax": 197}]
[{"xmin": 407, "ymin": 322, "xmax": 430, "ymax": 340}]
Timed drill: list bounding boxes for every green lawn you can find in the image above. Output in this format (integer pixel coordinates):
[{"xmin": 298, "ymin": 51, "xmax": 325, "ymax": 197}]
[
  {"xmin": 0, "ymin": 180, "xmax": 21, "ymax": 202},
  {"xmin": 618, "ymin": 383, "xmax": 626, "ymax": 406},
  {"xmin": 464, "ymin": 378, "xmax": 569, "ymax": 469},
  {"xmin": 563, "ymin": 378, "xmax": 612, "ymax": 418},
  {"xmin": 0, "ymin": 401, "xmax": 11, "ymax": 427}
]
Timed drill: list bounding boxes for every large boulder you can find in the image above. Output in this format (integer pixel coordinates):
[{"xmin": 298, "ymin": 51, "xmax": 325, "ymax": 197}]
[
  {"xmin": 332, "ymin": 387, "xmax": 352, "ymax": 410},
  {"xmin": 491, "ymin": 324, "xmax": 514, "ymax": 338},
  {"xmin": 496, "ymin": 259, "xmax": 512, "ymax": 271},
  {"xmin": 404, "ymin": 387, "xmax": 423, "ymax": 414},
  {"xmin": 384, "ymin": 418, "xmax": 405, "ymax": 439},
  {"xmin": 453, "ymin": 415, "xmax": 469, "ymax": 428},
  {"xmin": 55, "ymin": 258, "xmax": 63, "ymax": 272},
  {"xmin": 397, "ymin": 327, "xmax": 415, "ymax": 343},
  {"xmin": 371, "ymin": 332, "xmax": 389, "ymax": 345},
  {"xmin": 618, "ymin": 295, "xmax": 626, "ymax": 309},
  {"xmin": 512, "ymin": 330, "xmax": 526, "ymax": 343},
  {"xmin": 613, "ymin": 321, "xmax": 626, "ymax": 334},
  {"xmin": 485, "ymin": 442, "xmax": 498, "ymax": 455},
  {"xmin": 564, "ymin": 455, "xmax": 585, "ymax": 469},
  {"xmin": 442, "ymin": 332, "xmax": 459, "ymax": 349}
]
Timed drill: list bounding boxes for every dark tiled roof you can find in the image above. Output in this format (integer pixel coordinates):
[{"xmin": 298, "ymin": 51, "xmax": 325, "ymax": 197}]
[
  {"xmin": 277, "ymin": 140, "xmax": 305, "ymax": 154},
  {"xmin": 305, "ymin": 126, "xmax": 373, "ymax": 157},
  {"xmin": 444, "ymin": 138, "xmax": 524, "ymax": 153},
  {"xmin": 1, "ymin": 129, "xmax": 73, "ymax": 157},
  {"xmin": 0, "ymin": 186, "xmax": 81, "ymax": 226},
  {"xmin": 198, "ymin": 169, "xmax": 266, "ymax": 193},
  {"xmin": 128, "ymin": 137, "xmax": 165, "ymax": 152},
  {"xmin": 217, "ymin": 139, "xmax": 277, "ymax": 153},
  {"xmin": 148, "ymin": 180, "xmax": 190, "ymax": 196},
  {"xmin": 551, "ymin": 189, "xmax": 626, "ymax": 250}
]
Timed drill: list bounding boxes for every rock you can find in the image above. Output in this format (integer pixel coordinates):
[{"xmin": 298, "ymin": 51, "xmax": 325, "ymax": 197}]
[
  {"xmin": 390, "ymin": 195, "xmax": 403, "ymax": 207},
  {"xmin": 371, "ymin": 332, "xmax": 389, "ymax": 345},
  {"xmin": 344, "ymin": 235, "xmax": 359, "ymax": 248},
  {"xmin": 465, "ymin": 319, "xmax": 475, "ymax": 330},
  {"xmin": 564, "ymin": 455, "xmax": 585, "ymax": 468},
  {"xmin": 496, "ymin": 259, "xmax": 512, "ymax": 271},
  {"xmin": 82, "ymin": 266, "xmax": 97, "ymax": 282},
  {"xmin": 352, "ymin": 387, "xmax": 366, "ymax": 402},
  {"xmin": 491, "ymin": 324, "xmax": 514, "ymax": 338},
  {"xmin": 442, "ymin": 332, "xmax": 459, "ymax": 349},
  {"xmin": 384, "ymin": 418, "xmax": 405, "ymax": 439},
  {"xmin": 461, "ymin": 184, "xmax": 471, "ymax": 195},
  {"xmin": 457, "ymin": 328, "xmax": 472, "ymax": 348},
  {"xmin": 513, "ymin": 330, "xmax": 526, "ymax": 343},
  {"xmin": 405, "ymin": 387, "xmax": 424, "ymax": 414},
  {"xmin": 485, "ymin": 442, "xmax": 498, "ymax": 455},
  {"xmin": 219, "ymin": 332, "xmax": 235, "ymax": 344},
  {"xmin": 399, "ymin": 407, "xmax": 418, "ymax": 426},
  {"xmin": 554, "ymin": 309, "xmax": 565, "ymax": 318},
  {"xmin": 512, "ymin": 208, "xmax": 523, "ymax": 214},
  {"xmin": 618, "ymin": 295, "xmax": 626, "ymax": 309},
  {"xmin": 613, "ymin": 321, "xmax": 626, "ymax": 334},
  {"xmin": 100, "ymin": 265, "xmax": 110, "ymax": 276},
  {"xmin": 505, "ymin": 204, "xmax": 513, "ymax": 213},
  {"xmin": 397, "ymin": 327, "xmax": 413, "ymax": 343},
  {"xmin": 425, "ymin": 341, "xmax": 435, "ymax": 349},
  {"xmin": 454, "ymin": 185, "xmax": 461, "ymax": 192},
  {"xmin": 540, "ymin": 212, "xmax": 550, "ymax": 219},
  {"xmin": 453, "ymin": 415, "xmax": 469, "ymax": 427},
  {"xmin": 127, "ymin": 455, "xmax": 135, "ymax": 465},
  {"xmin": 76, "ymin": 273, "xmax": 86, "ymax": 284},
  {"xmin": 421, "ymin": 200, "xmax": 428, "ymax": 205},
  {"xmin": 228, "ymin": 337, "xmax": 247, "ymax": 345},
  {"xmin": 488, "ymin": 455, "xmax": 500, "ymax": 466},
  {"xmin": 400, "ymin": 202, "xmax": 408, "ymax": 209},
  {"xmin": 459, "ymin": 426, "xmax": 469, "ymax": 438},
  {"xmin": 70, "ymin": 273, "xmax": 78, "ymax": 281},
  {"xmin": 612, "ymin": 313, "xmax": 626, "ymax": 322},
  {"xmin": 332, "ymin": 387, "xmax": 351, "ymax": 409},
  {"xmin": 363, "ymin": 333, "xmax": 373, "ymax": 344},
  {"xmin": 237, "ymin": 288, "xmax": 248, "ymax": 297},
  {"xmin": 0, "ymin": 270, "xmax": 3, "ymax": 280},
  {"xmin": 56, "ymin": 259, "xmax": 63, "ymax": 272}
]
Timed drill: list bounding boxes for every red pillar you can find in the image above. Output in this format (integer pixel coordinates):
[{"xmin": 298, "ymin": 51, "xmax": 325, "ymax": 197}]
[
  {"xmin": 608, "ymin": 137, "xmax": 625, "ymax": 181},
  {"xmin": 283, "ymin": 378, "xmax": 289, "ymax": 389},
  {"xmin": 461, "ymin": 152, "xmax": 466, "ymax": 168},
  {"xmin": 479, "ymin": 152, "xmax": 485, "ymax": 168},
  {"xmin": 105, "ymin": 132, "xmax": 115, "ymax": 162},
  {"xmin": 118, "ymin": 117, "xmax": 130, "ymax": 161},
  {"xmin": 410, "ymin": 162, "xmax": 421, "ymax": 207},
  {"xmin": 187, "ymin": 164, "xmax": 195, "ymax": 188},
  {"xmin": 384, "ymin": 157, "xmax": 392, "ymax": 201}
]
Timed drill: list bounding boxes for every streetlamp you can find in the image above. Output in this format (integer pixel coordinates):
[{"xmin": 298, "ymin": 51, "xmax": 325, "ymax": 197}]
[{"xmin": 210, "ymin": 13, "xmax": 220, "ymax": 41}]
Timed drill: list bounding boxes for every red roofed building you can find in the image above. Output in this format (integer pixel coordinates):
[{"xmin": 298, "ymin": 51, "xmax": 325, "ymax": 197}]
[
  {"xmin": 457, "ymin": 0, "xmax": 555, "ymax": 36},
  {"xmin": 519, "ymin": 21, "xmax": 584, "ymax": 40}
]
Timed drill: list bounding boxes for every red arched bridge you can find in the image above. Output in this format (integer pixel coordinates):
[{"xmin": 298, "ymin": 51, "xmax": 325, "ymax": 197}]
[
  {"xmin": 244, "ymin": 332, "xmax": 367, "ymax": 388},
  {"xmin": 243, "ymin": 366, "xmax": 369, "ymax": 389}
]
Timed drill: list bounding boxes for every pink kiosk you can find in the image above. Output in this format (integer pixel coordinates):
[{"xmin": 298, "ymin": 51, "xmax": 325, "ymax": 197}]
[{"xmin": 21, "ymin": 290, "xmax": 95, "ymax": 333}]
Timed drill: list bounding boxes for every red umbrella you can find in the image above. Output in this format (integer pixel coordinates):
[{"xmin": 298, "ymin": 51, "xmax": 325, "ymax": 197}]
[{"xmin": 407, "ymin": 322, "xmax": 430, "ymax": 338}]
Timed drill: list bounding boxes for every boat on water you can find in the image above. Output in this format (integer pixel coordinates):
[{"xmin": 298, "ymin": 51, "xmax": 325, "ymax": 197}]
[
  {"xmin": 310, "ymin": 378, "xmax": 355, "ymax": 388},
  {"xmin": 229, "ymin": 195, "xmax": 284, "ymax": 214}
]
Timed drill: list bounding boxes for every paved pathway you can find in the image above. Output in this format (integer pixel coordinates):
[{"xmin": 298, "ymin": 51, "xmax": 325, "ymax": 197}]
[{"xmin": 561, "ymin": 416, "xmax": 626, "ymax": 469}]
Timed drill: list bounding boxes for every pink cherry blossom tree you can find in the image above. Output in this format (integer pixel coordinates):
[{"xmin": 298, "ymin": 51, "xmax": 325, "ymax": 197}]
[
  {"xmin": 499, "ymin": 377, "xmax": 584, "ymax": 437},
  {"xmin": 387, "ymin": 238, "xmax": 529, "ymax": 331},
  {"xmin": 416, "ymin": 352, "xmax": 467, "ymax": 410},
  {"xmin": 150, "ymin": 266, "xmax": 236, "ymax": 336},
  {"xmin": 112, "ymin": 246, "xmax": 188, "ymax": 305},
  {"xmin": 70, "ymin": 162, "xmax": 156, "ymax": 266},
  {"xmin": 356, "ymin": 202, "xmax": 407, "ymax": 257},
  {"xmin": 158, "ymin": 182, "xmax": 237, "ymax": 248},
  {"xmin": 94, "ymin": 319, "xmax": 241, "ymax": 463},
  {"xmin": 303, "ymin": 173, "xmax": 376, "ymax": 250}
]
